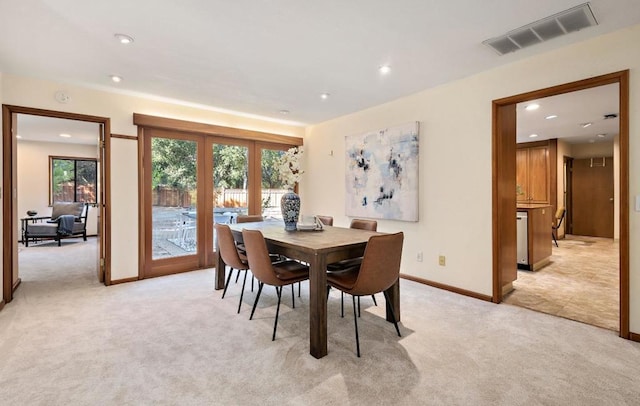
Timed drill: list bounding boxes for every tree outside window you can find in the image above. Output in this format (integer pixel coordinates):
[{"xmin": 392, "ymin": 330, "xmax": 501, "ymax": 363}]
[{"xmin": 50, "ymin": 157, "xmax": 97, "ymax": 204}]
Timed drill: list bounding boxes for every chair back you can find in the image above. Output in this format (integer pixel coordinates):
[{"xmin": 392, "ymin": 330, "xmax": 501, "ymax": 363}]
[
  {"xmin": 241, "ymin": 229, "xmax": 282, "ymax": 285},
  {"xmin": 350, "ymin": 218, "xmax": 377, "ymax": 231},
  {"xmin": 51, "ymin": 202, "xmax": 85, "ymax": 220},
  {"xmin": 316, "ymin": 215, "xmax": 333, "ymax": 226},
  {"xmin": 236, "ymin": 215, "xmax": 264, "ymax": 223},
  {"xmin": 349, "ymin": 232, "xmax": 404, "ymax": 296},
  {"xmin": 215, "ymin": 224, "xmax": 248, "ymax": 270}
]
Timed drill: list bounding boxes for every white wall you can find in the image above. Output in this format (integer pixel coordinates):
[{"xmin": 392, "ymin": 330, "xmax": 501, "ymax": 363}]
[
  {"xmin": 302, "ymin": 24, "xmax": 640, "ymax": 332},
  {"xmin": 556, "ymin": 139, "xmax": 571, "ymax": 238},
  {"xmin": 1, "ymin": 74, "xmax": 304, "ymax": 283},
  {"xmin": 17, "ymin": 140, "xmax": 99, "ymax": 236}
]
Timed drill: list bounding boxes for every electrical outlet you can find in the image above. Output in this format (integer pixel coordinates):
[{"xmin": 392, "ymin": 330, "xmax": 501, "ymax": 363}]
[
  {"xmin": 416, "ymin": 251, "xmax": 423, "ymax": 262},
  {"xmin": 438, "ymin": 255, "xmax": 446, "ymax": 266}
]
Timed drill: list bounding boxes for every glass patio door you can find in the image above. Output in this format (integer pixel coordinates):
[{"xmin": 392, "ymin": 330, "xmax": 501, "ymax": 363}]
[
  {"xmin": 211, "ymin": 141, "xmax": 250, "ymax": 249},
  {"xmin": 143, "ymin": 129, "xmax": 207, "ymax": 277}
]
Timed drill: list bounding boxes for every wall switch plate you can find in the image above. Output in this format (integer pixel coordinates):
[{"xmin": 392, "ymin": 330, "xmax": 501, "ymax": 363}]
[
  {"xmin": 438, "ymin": 255, "xmax": 446, "ymax": 266},
  {"xmin": 636, "ymin": 195, "xmax": 640, "ymax": 212},
  {"xmin": 416, "ymin": 252, "xmax": 423, "ymax": 262}
]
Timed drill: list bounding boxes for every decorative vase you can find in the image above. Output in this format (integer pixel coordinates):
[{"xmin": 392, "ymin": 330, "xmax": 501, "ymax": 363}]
[{"xmin": 280, "ymin": 189, "xmax": 301, "ymax": 231}]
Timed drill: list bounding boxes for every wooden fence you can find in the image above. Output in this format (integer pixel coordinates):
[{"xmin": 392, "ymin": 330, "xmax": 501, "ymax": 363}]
[{"xmin": 152, "ymin": 187, "xmax": 289, "ymax": 209}]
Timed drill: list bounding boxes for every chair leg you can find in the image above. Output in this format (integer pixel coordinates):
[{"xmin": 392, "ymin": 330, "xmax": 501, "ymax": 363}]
[
  {"xmin": 352, "ymin": 295, "xmax": 361, "ymax": 357},
  {"xmin": 250, "ymin": 282, "xmax": 264, "ymax": 320},
  {"xmin": 237, "ymin": 270, "xmax": 248, "ymax": 314},
  {"xmin": 383, "ymin": 291, "xmax": 401, "ymax": 337},
  {"xmin": 291, "ymin": 284, "xmax": 295, "ymax": 308},
  {"xmin": 358, "ymin": 296, "xmax": 361, "ymax": 317},
  {"xmin": 552, "ymin": 231, "xmax": 558, "ymax": 247},
  {"xmin": 371, "ymin": 294, "xmax": 377, "ymax": 306},
  {"xmin": 221, "ymin": 267, "xmax": 234, "ymax": 299},
  {"xmin": 273, "ymin": 286, "xmax": 282, "ymax": 341},
  {"xmin": 341, "ymin": 291, "xmax": 344, "ymax": 318},
  {"xmin": 235, "ymin": 269, "xmax": 241, "ymax": 283},
  {"xmin": 298, "ymin": 281, "xmax": 301, "ymax": 297}
]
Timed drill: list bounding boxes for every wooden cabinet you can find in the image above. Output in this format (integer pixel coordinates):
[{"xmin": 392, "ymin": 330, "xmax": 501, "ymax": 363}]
[
  {"xmin": 517, "ymin": 204, "xmax": 552, "ymax": 271},
  {"xmin": 516, "ymin": 145, "xmax": 549, "ymax": 204}
]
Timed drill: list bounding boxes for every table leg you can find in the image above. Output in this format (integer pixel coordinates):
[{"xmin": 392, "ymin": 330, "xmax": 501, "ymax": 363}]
[
  {"xmin": 385, "ymin": 279, "xmax": 400, "ymax": 323},
  {"xmin": 309, "ymin": 254, "xmax": 328, "ymax": 358}
]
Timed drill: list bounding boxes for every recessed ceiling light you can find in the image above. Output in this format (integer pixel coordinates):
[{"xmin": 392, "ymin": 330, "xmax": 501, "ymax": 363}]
[
  {"xmin": 110, "ymin": 75, "xmax": 123, "ymax": 83},
  {"xmin": 320, "ymin": 93, "xmax": 330, "ymax": 100},
  {"xmin": 525, "ymin": 103, "xmax": 540, "ymax": 111},
  {"xmin": 597, "ymin": 133, "xmax": 606, "ymax": 138},
  {"xmin": 529, "ymin": 134, "xmax": 539, "ymax": 138},
  {"xmin": 59, "ymin": 133, "xmax": 72, "ymax": 138},
  {"xmin": 114, "ymin": 33, "xmax": 134, "ymax": 44},
  {"xmin": 378, "ymin": 65, "xmax": 391, "ymax": 74},
  {"xmin": 581, "ymin": 122, "xmax": 593, "ymax": 128},
  {"xmin": 279, "ymin": 109, "xmax": 290, "ymax": 115},
  {"xmin": 545, "ymin": 115, "xmax": 558, "ymax": 120}
]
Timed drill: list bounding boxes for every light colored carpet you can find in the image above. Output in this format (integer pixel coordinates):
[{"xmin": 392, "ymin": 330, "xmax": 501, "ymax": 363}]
[
  {"xmin": 504, "ymin": 235, "xmax": 619, "ymax": 330},
  {"xmin": 2, "ymin": 238, "xmax": 640, "ymax": 405}
]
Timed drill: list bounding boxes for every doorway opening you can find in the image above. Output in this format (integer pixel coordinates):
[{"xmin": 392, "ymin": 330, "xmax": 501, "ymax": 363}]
[
  {"xmin": 2, "ymin": 105, "xmax": 111, "ymax": 304},
  {"xmin": 491, "ymin": 70, "xmax": 629, "ymax": 338}
]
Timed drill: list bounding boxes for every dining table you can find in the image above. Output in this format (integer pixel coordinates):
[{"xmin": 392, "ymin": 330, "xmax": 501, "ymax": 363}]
[{"xmin": 214, "ymin": 220, "xmax": 401, "ymax": 359}]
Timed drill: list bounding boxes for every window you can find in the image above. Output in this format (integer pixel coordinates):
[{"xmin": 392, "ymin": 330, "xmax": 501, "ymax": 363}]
[{"xmin": 50, "ymin": 156, "xmax": 97, "ymax": 204}]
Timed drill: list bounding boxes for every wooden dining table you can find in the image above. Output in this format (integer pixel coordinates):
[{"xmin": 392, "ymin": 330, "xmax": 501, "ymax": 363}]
[{"xmin": 214, "ymin": 221, "xmax": 401, "ymax": 359}]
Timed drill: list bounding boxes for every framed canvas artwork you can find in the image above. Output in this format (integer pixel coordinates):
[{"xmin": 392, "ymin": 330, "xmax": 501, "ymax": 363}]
[{"xmin": 345, "ymin": 122, "xmax": 419, "ymax": 222}]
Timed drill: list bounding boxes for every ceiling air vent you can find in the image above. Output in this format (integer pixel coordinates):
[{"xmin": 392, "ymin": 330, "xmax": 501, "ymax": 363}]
[{"xmin": 483, "ymin": 3, "xmax": 598, "ymax": 55}]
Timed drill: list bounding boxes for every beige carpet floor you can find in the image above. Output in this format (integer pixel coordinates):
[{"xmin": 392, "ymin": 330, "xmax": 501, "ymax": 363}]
[
  {"xmin": 2, "ymin": 238, "xmax": 640, "ymax": 405},
  {"xmin": 504, "ymin": 235, "xmax": 619, "ymax": 331}
]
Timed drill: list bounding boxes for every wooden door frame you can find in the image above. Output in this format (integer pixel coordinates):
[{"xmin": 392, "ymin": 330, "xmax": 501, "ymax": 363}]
[
  {"xmin": 2, "ymin": 105, "xmax": 112, "ymax": 303},
  {"xmin": 492, "ymin": 70, "xmax": 629, "ymax": 338}
]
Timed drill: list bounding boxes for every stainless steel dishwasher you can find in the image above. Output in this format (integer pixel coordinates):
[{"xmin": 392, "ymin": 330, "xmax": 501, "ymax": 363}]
[{"xmin": 517, "ymin": 211, "xmax": 528, "ymax": 268}]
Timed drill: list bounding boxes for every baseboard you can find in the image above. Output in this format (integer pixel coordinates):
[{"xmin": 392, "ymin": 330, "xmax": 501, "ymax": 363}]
[
  {"xmin": 0, "ymin": 300, "xmax": 5, "ymax": 312},
  {"xmin": 400, "ymin": 274, "xmax": 493, "ymax": 302},
  {"xmin": 12, "ymin": 278, "xmax": 21, "ymax": 292},
  {"xmin": 630, "ymin": 332, "xmax": 640, "ymax": 342},
  {"xmin": 109, "ymin": 276, "xmax": 139, "ymax": 285}
]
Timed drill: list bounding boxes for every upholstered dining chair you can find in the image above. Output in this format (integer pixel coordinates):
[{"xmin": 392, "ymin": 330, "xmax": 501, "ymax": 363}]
[
  {"xmin": 316, "ymin": 215, "xmax": 334, "ymax": 226},
  {"xmin": 327, "ymin": 232, "xmax": 404, "ymax": 357},
  {"xmin": 242, "ymin": 229, "xmax": 310, "ymax": 341},
  {"xmin": 215, "ymin": 223, "xmax": 253, "ymax": 314},
  {"xmin": 236, "ymin": 214, "xmax": 264, "ymax": 223},
  {"xmin": 327, "ymin": 218, "xmax": 379, "ymax": 315},
  {"xmin": 552, "ymin": 207, "xmax": 566, "ymax": 247}
]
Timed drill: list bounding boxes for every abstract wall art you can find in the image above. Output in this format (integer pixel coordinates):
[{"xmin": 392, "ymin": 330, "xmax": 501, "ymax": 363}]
[{"xmin": 345, "ymin": 122, "xmax": 419, "ymax": 221}]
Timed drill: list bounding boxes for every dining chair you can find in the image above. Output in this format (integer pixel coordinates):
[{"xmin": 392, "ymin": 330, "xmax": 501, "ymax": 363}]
[
  {"xmin": 552, "ymin": 207, "xmax": 566, "ymax": 247},
  {"xmin": 242, "ymin": 229, "xmax": 310, "ymax": 341},
  {"xmin": 327, "ymin": 218, "xmax": 379, "ymax": 315},
  {"xmin": 215, "ymin": 223, "xmax": 252, "ymax": 314},
  {"xmin": 327, "ymin": 232, "xmax": 404, "ymax": 357},
  {"xmin": 316, "ymin": 215, "xmax": 334, "ymax": 226},
  {"xmin": 236, "ymin": 214, "xmax": 264, "ymax": 223}
]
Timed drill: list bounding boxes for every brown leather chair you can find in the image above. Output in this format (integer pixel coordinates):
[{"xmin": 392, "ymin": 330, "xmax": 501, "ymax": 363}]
[
  {"xmin": 316, "ymin": 215, "xmax": 333, "ymax": 226},
  {"xmin": 215, "ymin": 224, "xmax": 252, "ymax": 314},
  {"xmin": 552, "ymin": 207, "xmax": 566, "ymax": 247},
  {"xmin": 236, "ymin": 214, "xmax": 264, "ymax": 223},
  {"xmin": 327, "ymin": 232, "xmax": 404, "ymax": 357},
  {"xmin": 328, "ymin": 218, "xmax": 379, "ymax": 314},
  {"xmin": 242, "ymin": 229, "xmax": 309, "ymax": 341}
]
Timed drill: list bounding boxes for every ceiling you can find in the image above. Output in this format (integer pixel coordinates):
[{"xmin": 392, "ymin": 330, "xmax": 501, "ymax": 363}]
[
  {"xmin": 516, "ymin": 83, "xmax": 619, "ymax": 144},
  {"xmin": 1, "ymin": 1, "xmax": 639, "ymax": 127},
  {"xmin": 16, "ymin": 115, "xmax": 100, "ymax": 145}
]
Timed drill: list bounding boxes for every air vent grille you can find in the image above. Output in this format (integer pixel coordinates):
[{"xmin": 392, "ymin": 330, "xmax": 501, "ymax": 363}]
[{"xmin": 483, "ymin": 3, "xmax": 598, "ymax": 55}]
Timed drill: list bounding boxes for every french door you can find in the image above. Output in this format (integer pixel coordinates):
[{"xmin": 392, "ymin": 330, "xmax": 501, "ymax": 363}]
[{"xmin": 142, "ymin": 130, "xmax": 265, "ymax": 278}]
